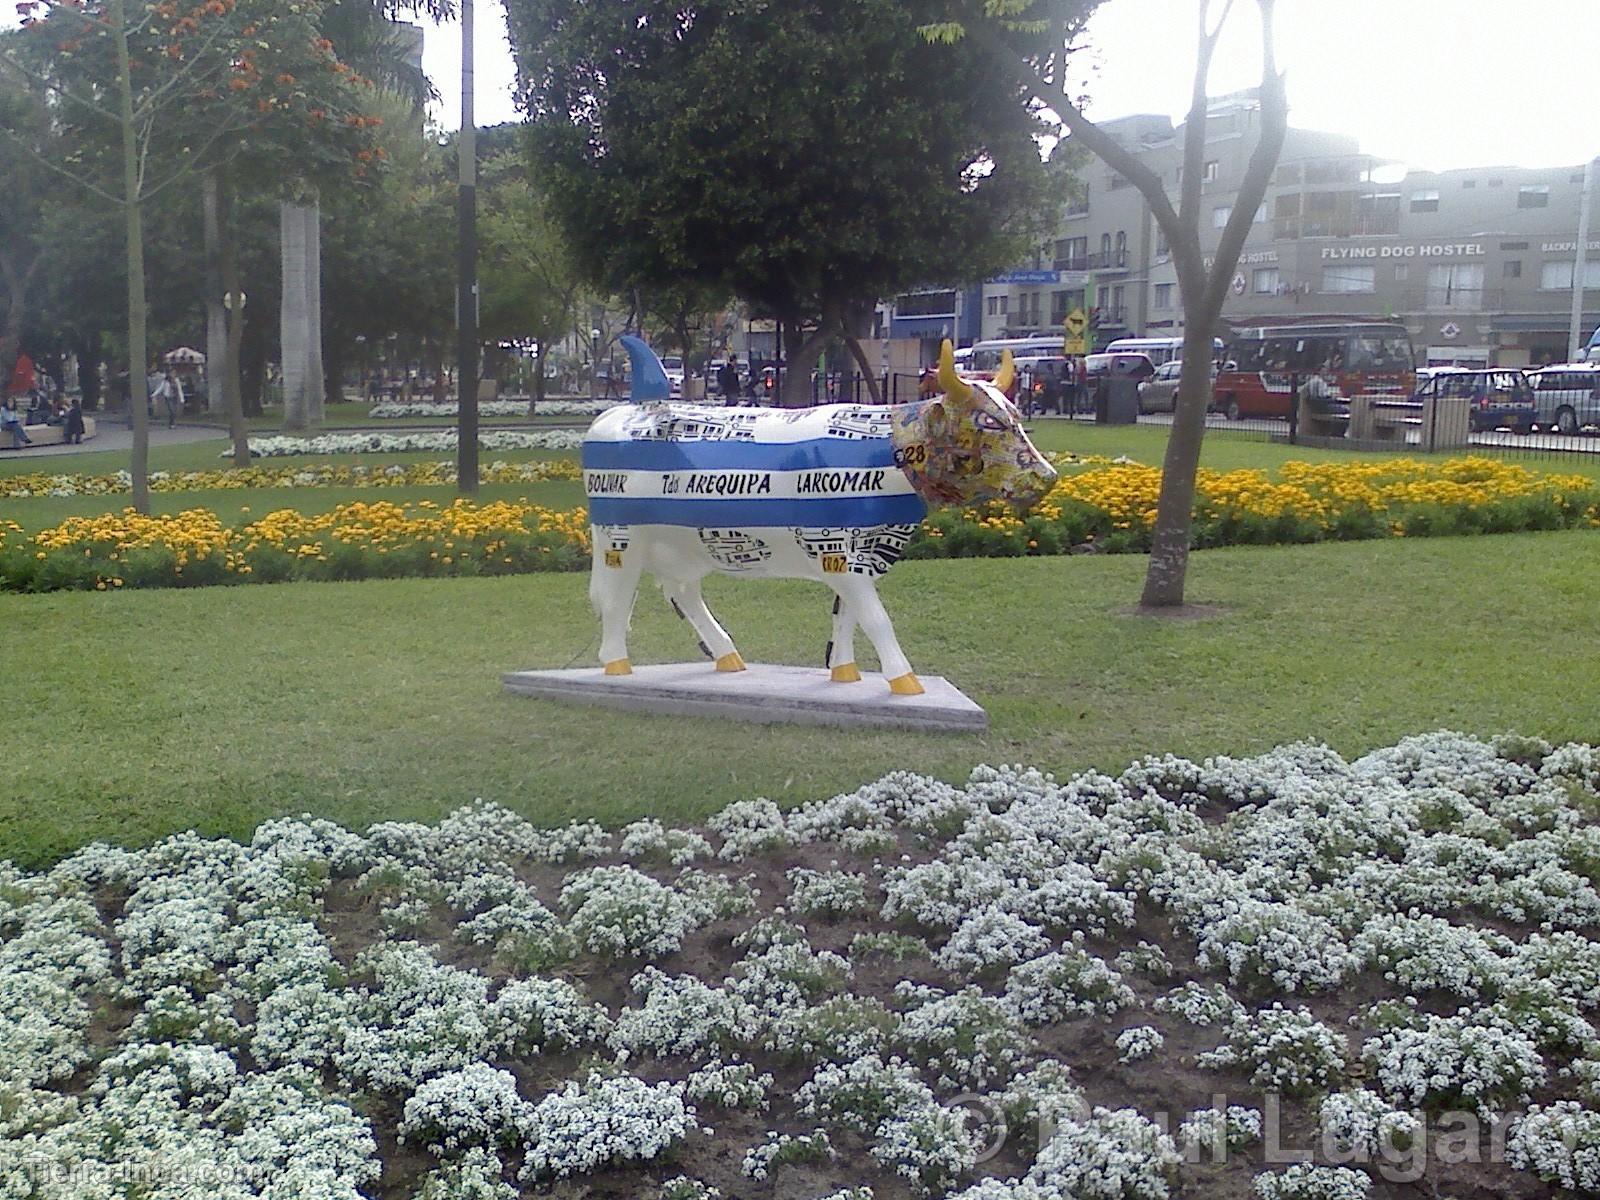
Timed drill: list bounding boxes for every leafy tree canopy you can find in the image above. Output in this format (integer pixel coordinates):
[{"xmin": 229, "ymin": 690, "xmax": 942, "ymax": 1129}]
[{"xmin": 506, "ymin": 0, "xmax": 1068, "ymax": 332}]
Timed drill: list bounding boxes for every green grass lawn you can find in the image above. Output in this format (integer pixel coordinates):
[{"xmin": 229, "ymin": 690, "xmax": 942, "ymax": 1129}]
[{"xmin": 5, "ymin": 529, "xmax": 1597, "ymax": 867}]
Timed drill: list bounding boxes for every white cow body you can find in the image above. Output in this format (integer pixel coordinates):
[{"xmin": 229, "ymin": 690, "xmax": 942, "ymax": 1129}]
[{"xmin": 582, "ymin": 341, "xmax": 1054, "ymax": 694}]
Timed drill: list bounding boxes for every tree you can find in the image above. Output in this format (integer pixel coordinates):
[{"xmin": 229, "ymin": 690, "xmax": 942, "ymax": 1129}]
[
  {"xmin": 509, "ymin": 0, "xmax": 1061, "ymax": 406},
  {"xmin": 2, "ymin": 0, "xmax": 389, "ymax": 507},
  {"xmin": 929, "ymin": 0, "xmax": 1287, "ymax": 608},
  {"xmin": 277, "ymin": 0, "xmax": 447, "ymax": 432}
]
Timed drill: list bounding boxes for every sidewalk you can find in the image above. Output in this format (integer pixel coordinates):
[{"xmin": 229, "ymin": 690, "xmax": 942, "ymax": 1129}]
[{"xmin": 0, "ymin": 421, "xmax": 224, "ymax": 460}]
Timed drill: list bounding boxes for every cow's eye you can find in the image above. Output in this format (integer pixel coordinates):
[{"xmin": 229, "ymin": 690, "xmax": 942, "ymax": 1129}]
[{"xmin": 975, "ymin": 411, "xmax": 1005, "ymax": 431}]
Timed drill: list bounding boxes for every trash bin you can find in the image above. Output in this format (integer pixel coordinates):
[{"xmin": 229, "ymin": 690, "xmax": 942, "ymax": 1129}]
[{"xmin": 1102, "ymin": 376, "xmax": 1139, "ymax": 425}]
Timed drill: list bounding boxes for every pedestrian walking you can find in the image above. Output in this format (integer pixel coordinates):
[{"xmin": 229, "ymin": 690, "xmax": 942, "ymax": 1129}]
[
  {"xmin": 160, "ymin": 369, "xmax": 184, "ymax": 428},
  {"xmin": 717, "ymin": 354, "xmax": 741, "ymax": 404}
]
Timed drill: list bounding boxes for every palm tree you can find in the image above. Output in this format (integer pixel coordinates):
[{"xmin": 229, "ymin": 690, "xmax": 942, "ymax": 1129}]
[{"xmin": 279, "ymin": 0, "xmax": 444, "ymax": 430}]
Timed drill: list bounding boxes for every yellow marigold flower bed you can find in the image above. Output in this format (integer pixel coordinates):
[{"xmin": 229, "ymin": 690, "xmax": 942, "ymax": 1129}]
[
  {"xmin": 0, "ymin": 458, "xmax": 579, "ymax": 499},
  {"xmin": 914, "ymin": 455, "xmax": 1600, "ymax": 559},
  {"xmin": 2, "ymin": 498, "xmax": 588, "ymax": 592},
  {"xmin": 2, "ymin": 455, "xmax": 1595, "ymax": 592}
]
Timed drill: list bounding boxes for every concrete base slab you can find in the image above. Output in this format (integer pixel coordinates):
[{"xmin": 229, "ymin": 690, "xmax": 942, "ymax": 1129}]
[{"xmin": 501, "ymin": 662, "xmax": 987, "ymax": 733}]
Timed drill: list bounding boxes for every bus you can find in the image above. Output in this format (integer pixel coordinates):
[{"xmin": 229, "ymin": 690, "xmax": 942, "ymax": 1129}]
[
  {"xmin": 1103, "ymin": 336, "xmax": 1223, "ymax": 367},
  {"xmin": 964, "ymin": 336, "xmax": 1065, "ymax": 378},
  {"xmin": 1584, "ymin": 325, "xmax": 1600, "ymax": 362},
  {"xmin": 1212, "ymin": 320, "xmax": 1415, "ymax": 421}
]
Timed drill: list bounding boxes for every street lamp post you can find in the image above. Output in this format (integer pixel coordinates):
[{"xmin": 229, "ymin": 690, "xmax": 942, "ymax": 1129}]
[
  {"xmin": 1568, "ymin": 156, "xmax": 1596, "ymax": 363},
  {"xmin": 456, "ymin": 0, "xmax": 479, "ymax": 494},
  {"xmin": 221, "ymin": 289, "xmax": 248, "ymax": 466}
]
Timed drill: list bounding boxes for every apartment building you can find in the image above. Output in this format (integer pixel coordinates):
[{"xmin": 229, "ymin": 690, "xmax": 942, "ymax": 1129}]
[{"xmin": 964, "ymin": 89, "xmax": 1599, "ymax": 368}]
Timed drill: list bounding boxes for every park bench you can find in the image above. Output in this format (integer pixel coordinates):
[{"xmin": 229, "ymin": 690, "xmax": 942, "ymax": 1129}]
[{"xmin": 6, "ymin": 416, "xmax": 97, "ymax": 449}]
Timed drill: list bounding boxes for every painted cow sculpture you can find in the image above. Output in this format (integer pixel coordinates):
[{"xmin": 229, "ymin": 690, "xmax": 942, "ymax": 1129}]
[{"xmin": 582, "ymin": 337, "xmax": 1056, "ymax": 695}]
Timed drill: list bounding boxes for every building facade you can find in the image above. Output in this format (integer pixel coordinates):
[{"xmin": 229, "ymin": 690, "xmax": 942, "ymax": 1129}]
[{"xmin": 950, "ymin": 90, "xmax": 1598, "ymax": 368}]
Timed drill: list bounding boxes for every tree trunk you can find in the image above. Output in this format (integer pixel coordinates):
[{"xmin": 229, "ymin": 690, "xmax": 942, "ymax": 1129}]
[
  {"xmin": 843, "ymin": 337, "xmax": 883, "ymax": 405},
  {"xmin": 76, "ymin": 335, "xmax": 102, "ymax": 411},
  {"xmin": 279, "ymin": 201, "xmax": 310, "ymax": 430},
  {"xmin": 304, "ymin": 199, "xmax": 326, "ymax": 421},
  {"xmin": 201, "ymin": 174, "xmax": 228, "ymax": 418},
  {"xmin": 1138, "ymin": 319, "xmax": 1219, "ymax": 608},
  {"xmin": 242, "ymin": 327, "xmax": 267, "ymax": 418},
  {"xmin": 781, "ymin": 324, "xmax": 831, "ymax": 408},
  {"xmin": 110, "ymin": 0, "xmax": 150, "ymax": 513}
]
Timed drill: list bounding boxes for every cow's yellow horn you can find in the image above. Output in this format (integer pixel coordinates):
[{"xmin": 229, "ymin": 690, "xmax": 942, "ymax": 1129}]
[
  {"xmin": 937, "ymin": 339, "xmax": 973, "ymax": 405},
  {"xmin": 993, "ymin": 350, "xmax": 1016, "ymax": 397}
]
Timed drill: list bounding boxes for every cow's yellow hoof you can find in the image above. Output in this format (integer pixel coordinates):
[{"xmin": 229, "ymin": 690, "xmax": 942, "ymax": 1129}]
[
  {"xmin": 715, "ymin": 651, "xmax": 747, "ymax": 672},
  {"xmin": 603, "ymin": 659, "xmax": 632, "ymax": 675},
  {"xmin": 888, "ymin": 672, "xmax": 924, "ymax": 696},
  {"xmin": 830, "ymin": 663, "xmax": 863, "ymax": 683}
]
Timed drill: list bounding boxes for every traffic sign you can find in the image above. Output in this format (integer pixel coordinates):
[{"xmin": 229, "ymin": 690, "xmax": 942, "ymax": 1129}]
[
  {"xmin": 1063, "ymin": 336, "xmax": 1088, "ymax": 355},
  {"xmin": 1064, "ymin": 308, "xmax": 1088, "ymax": 337}
]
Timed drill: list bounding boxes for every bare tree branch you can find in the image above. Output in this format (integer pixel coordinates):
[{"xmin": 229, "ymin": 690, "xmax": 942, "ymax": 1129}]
[
  {"xmin": 0, "ymin": 126, "xmax": 125, "ymax": 204},
  {"xmin": 1201, "ymin": 0, "xmax": 1285, "ymax": 315}
]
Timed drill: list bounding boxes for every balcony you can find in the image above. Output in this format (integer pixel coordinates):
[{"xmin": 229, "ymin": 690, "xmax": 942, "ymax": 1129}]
[
  {"xmin": 1085, "ymin": 252, "xmax": 1129, "ymax": 272},
  {"xmin": 1053, "ymin": 255, "xmax": 1090, "ymax": 272},
  {"xmin": 1274, "ymin": 213, "xmax": 1401, "ymax": 240}
]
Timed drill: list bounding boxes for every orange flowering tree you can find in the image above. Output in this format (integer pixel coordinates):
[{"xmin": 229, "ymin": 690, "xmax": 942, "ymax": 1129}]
[{"xmin": 0, "ymin": 0, "xmax": 389, "ymax": 506}]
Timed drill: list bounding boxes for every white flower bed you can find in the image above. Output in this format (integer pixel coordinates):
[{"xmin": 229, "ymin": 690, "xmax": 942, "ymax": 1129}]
[
  {"xmin": 238, "ymin": 429, "xmax": 584, "ymax": 457},
  {"xmin": 518, "ymin": 1072, "xmax": 697, "ymax": 1181},
  {"xmin": 3, "ymin": 730, "xmax": 1598, "ymax": 1198}
]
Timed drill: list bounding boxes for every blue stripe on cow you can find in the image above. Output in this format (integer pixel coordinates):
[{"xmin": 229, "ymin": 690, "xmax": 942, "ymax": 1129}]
[
  {"xmin": 587, "ymin": 494, "xmax": 928, "ymax": 528},
  {"xmin": 582, "ymin": 437, "xmax": 895, "ymax": 472}
]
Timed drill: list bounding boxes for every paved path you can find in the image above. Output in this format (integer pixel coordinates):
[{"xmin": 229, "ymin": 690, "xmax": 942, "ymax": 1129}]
[{"xmin": 0, "ymin": 422, "xmax": 225, "ymax": 461}]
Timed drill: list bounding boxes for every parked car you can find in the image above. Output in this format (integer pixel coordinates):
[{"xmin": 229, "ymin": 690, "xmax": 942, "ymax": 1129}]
[
  {"xmin": 1411, "ymin": 367, "xmax": 1535, "ymax": 434},
  {"xmin": 1526, "ymin": 362, "xmax": 1600, "ymax": 434},
  {"xmin": 1138, "ymin": 360, "xmax": 1188, "ymax": 413},
  {"xmin": 1085, "ymin": 351, "xmax": 1157, "ymax": 382},
  {"xmin": 660, "ymin": 355, "xmax": 685, "ymax": 396}
]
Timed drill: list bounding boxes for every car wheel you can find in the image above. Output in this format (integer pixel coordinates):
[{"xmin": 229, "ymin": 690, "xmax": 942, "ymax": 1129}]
[
  {"xmin": 1224, "ymin": 397, "xmax": 1241, "ymax": 422},
  {"xmin": 1555, "ymin": 407, "xmax": 1578, "ymax": 435}
]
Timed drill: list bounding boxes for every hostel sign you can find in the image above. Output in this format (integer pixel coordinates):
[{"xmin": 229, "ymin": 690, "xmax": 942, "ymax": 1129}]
[{"xmin": 1320, "ymin": 242, "xmax": 1486, "ymax": 260}]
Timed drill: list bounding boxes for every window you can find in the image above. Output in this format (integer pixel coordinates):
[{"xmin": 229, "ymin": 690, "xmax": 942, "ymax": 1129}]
[
  {"xmin": 1253, "ymin": 203, "xmax": 1268, "ymax": 223},
  {"xmin": 1114, "ymin": 231, "xmax": 1127, "ymax": 266},
  {"xmin": 1504, "ymin": 260, "xmax": 1522, "ymax": 279},
  {"xmin": 1501, "ymin": 241, "xmax": 1529, "ymax": 250},
  {"xmin": 999, "ymin": 295, "xmax": 1009, "ymax": 315},
  {"xmin": 1488, "ymin": 178, "xmax": 1502, "ymax": 187},
  {"xmin": 1322, "ymin": 265, "xmax": 1376, "ymax": 293},
  {"xmin": 1156, "ymin": 229, "xmax": 1168, "ymax": 258},
  {"xmin": 1212, "ymin": 205, "xmax": 1232, "ymax": 228},
  {"xmin": 1055, "ymin": 236, "xmax": 1088, "ymax": 269},
  {"xmin": 1518, "ymin": 185, "xmax": 1550, "ymax": 209},
  {"xmin": 1111, "ymin": 285, "xmax": 1125, "ymax": 315},
  {"xmin": 1050, "ymin": 290, "xmax": 1068, "ymax": 322},
  {"xmin": 1409, "ymin": 189, "xmax": 1440, "ymax": 213},
  {"xmin": 1202, "ymin": 160, "xmax": 1219, "ymax": 181},
  {"xmin": 1153, "ymin": 283, "xmax": 1174, "ymax": 309},
  {"xmin": 1462, "ymin": 179, "xmax": 1476, "ymax": 189},
  {"xmin": 1108, "ymin": 173, "xmax": 1129, "ymax": 190},
  {"xmin": 1426, "ymin": 263, "xmax": 1484, "ymax": 309},
  {"xmin": 1251, "ymin": 267, "xmax": 1279, "ymax": 294},
  {"xmin": 1541, "ymin": 260, "xmax": 1600, "ymax": 289},
  {"xmin": 1394, "ymin": 264, "xmax": 1409, "ymax": 282},
  {"xmin": 986, "ymin": 295, "xmax": 999, "ymax": 317},
  {"xmin": 1100, "ymin": 233, "xmax": 1112, "ymax": 259}
]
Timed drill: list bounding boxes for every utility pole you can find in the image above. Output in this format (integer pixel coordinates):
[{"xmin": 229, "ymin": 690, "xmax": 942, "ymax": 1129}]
[
  {"xmin": 456, "ymin": 0, "xmax": 479, "ymax": 493},
  {"xmin": 1568, "ymin": 156, "xmax": 1596, "ymax": 363}
]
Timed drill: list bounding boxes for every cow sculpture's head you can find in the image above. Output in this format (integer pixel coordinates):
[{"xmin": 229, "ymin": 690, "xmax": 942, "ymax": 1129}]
[{"xmin": 891, "ymin": 340, "xmax": 1058, "ymax": 509}]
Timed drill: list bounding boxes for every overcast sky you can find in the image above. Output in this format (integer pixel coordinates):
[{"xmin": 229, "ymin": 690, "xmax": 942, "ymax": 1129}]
[{"xmin": 422, "ymin": 0, "xmax": 1600, "ymax": 172}]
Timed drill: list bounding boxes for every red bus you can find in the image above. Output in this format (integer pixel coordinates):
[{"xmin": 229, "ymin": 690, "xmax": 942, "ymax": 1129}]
[{"xmin": 1212, "ymin": 321, "xmax": 1415, "ymax": 421}]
